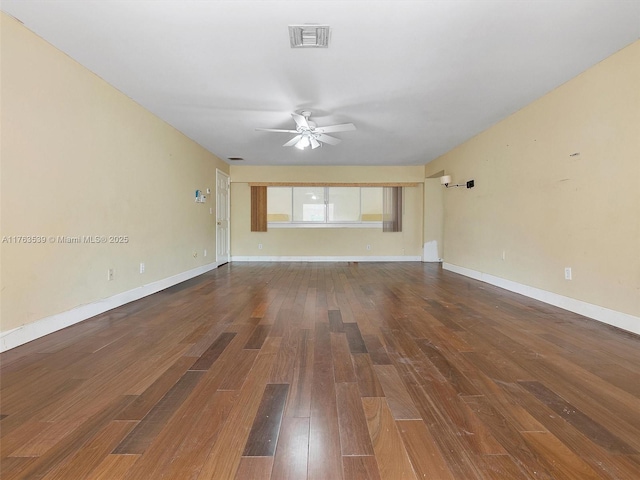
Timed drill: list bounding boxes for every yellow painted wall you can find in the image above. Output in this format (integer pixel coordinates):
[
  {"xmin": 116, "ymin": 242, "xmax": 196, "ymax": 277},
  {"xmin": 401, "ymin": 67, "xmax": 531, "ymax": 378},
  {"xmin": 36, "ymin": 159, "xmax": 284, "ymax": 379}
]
[
  {"xmin": 423, "ymin": 178, "xmax": 444, "ymax": 261},
  {"xmin": 230, "ymin": 166, "xmax": 424, "ymax": 258},
  {"xmin": 0, "ymin": 14, "xmax": 229, "ymax": 333},
  {"xmin": 425, "ymin": 41, "xmax": 640, "ymax": 318}
]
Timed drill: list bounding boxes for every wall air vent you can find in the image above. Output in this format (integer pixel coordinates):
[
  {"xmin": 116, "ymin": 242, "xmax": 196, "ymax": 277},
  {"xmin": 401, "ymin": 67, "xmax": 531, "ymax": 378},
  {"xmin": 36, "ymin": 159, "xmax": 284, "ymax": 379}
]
[{"xmin": 288, "ymin": 25, "xmax": 331, "ymax": 48}]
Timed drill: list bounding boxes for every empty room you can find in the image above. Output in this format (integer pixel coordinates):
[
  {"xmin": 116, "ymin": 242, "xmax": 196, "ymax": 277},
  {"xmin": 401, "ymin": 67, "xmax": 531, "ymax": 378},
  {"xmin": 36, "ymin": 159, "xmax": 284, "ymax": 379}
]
[{"xmin": 1, "ymin": 1, "xmax": 639, "ymax": 479}]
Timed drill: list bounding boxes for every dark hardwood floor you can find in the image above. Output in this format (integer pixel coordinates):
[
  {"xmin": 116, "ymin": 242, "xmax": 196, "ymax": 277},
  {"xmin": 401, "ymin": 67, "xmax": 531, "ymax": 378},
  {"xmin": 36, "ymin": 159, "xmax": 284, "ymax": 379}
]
[{"xmin": 1, "ymin": 262, "xmax": 639, "ymax": 479}]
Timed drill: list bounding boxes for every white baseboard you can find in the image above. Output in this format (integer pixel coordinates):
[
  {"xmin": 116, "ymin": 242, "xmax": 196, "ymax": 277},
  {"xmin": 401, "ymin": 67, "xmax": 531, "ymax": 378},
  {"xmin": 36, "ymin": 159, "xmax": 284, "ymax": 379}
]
[
  {"xmin": 231, "ymin": 255, "xmax": 422, "ymax": 262},
  {"xmin": 0, "ymin": 263, "xmax": 218, "ymax": 352},
  {"xmin": 443, "ymin": 263, "xmax": 640, "ymax": 336}
]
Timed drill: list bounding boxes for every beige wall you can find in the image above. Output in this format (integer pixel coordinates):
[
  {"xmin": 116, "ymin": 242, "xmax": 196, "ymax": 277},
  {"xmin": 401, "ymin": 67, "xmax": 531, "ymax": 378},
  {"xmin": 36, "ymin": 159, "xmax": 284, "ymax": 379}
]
[
  {"xmin": 230, "ymin": 166, "xmax": 424, "ymax": 258},
  {"xmin": 423, "ymin": 178, "xmax": 444, "ymax": 261},
  {"xmin": 425, "ymin": 41, "xmax": 640, "ymax": 319},
  {"xmin": 0, "ymin": 14, "xmax": 229, "ymax": 333}
]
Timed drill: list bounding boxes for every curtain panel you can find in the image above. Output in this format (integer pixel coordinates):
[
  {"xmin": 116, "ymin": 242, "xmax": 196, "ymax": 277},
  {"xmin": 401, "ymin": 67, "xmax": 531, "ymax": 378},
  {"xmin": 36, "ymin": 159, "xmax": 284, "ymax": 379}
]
[{"xmin": 382, "ymin": 186, "xmax": 402, "ymax": 232}]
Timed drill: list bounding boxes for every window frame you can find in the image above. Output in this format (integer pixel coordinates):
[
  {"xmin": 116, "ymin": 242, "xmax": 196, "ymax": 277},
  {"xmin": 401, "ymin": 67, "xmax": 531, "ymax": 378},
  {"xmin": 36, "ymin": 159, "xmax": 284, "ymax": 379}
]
[{"xmin": 267, "ymin": 186, "xmax": 383, "ymax": 228}]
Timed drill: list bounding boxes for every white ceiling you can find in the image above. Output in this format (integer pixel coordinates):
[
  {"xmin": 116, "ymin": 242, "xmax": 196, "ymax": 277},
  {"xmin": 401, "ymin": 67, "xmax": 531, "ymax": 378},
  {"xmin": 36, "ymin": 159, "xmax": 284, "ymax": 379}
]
[{"xmin": 2, "ymin": 1, "xmax": 638, "ymax": 166}]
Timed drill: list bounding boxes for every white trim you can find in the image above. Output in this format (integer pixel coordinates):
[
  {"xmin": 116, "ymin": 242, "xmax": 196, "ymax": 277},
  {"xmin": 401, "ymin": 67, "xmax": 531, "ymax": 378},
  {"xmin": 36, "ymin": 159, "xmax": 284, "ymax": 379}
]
[
  {"xmin": 442, "ymin": 263, "xmax": 640, "ymax": 336},
  {"xmin": 216, "ymin": 169, "xmax": 231, "ymax": 265},
  {"xmin": 231, "ymin": 255, "xmax": 422, "ymax": 262},
  {"xmin": 0, "ymin": 263, "xmax": 218, "ymax": 352}
]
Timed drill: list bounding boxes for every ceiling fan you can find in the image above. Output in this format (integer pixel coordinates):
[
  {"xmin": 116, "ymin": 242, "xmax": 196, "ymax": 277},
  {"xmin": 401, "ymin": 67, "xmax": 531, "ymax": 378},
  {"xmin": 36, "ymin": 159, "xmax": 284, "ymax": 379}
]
[{"xmin": 256, "ymin": 111, "xmax": 356, "ymax": 150}]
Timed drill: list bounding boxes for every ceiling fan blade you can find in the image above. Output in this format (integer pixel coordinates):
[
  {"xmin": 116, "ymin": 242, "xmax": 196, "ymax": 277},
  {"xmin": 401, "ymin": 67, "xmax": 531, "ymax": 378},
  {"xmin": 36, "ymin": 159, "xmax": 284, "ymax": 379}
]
[
  {"xmin": 316, "ymin": 134, "xmax": 342, "ymax": 145},
  {"xmin": 256, "ymin": 128, "xmax": 299, "ymax": 133},
  {"xmin": 283, "ymin": 135, "xmax": 303, "ymax": 147},
  {"xmin": 291, "ymin": 113, "xmax": 310, "ymax": 129},
  {"xmin": 310, "ymin": 137, "xmax": 321, "ymax": 149},
  {"xmin": 314, "ymin": 123, "xmax": 356, "ymax": 133}
]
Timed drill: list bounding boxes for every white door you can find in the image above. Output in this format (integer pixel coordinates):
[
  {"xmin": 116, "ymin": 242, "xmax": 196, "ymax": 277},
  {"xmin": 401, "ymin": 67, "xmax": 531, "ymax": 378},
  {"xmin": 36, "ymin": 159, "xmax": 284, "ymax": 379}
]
[{"xmin": 216, "ymin": 170, "xmax": 230, "ymax": 265}]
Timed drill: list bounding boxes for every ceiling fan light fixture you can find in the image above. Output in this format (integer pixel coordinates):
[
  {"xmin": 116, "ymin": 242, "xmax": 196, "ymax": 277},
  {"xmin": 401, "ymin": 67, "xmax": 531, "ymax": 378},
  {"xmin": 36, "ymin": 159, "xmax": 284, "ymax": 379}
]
[
  {"xmin": 296, "ymin": 135, "xmax": 311, "ymax": 149},
  {"xmin": 288, "ymin": 25, "xmax": 331, "ymax": 48}
]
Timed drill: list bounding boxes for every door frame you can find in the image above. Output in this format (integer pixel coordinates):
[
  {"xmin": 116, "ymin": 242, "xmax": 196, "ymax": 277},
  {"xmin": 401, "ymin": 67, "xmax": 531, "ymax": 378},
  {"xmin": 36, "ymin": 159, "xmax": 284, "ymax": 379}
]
[{"xmin": 216, "ymin": 169, "xmax": 230, "ymax": 266}]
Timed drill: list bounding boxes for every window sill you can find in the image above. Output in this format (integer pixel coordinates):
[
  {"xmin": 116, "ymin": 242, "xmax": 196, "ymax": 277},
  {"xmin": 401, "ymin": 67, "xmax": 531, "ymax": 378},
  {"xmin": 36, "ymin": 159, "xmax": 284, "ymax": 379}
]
[{"xmin": 267, "ymin": 222, "xmax": 383, "ymax": 229}]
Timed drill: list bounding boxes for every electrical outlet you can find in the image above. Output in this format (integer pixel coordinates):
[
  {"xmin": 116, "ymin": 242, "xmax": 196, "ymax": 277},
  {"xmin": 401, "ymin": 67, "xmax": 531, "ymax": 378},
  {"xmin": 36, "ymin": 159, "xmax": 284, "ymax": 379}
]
[
  {"xmin": 107, "ymin": 268, "xmax": 114, "ymax": 281},
  {"xmin": 140, "ymin": 263, "xmax": 145, "ymax": 274},
  {"xmin": 502, "ymin": 250, "xmax": 506, "ymax": 261},
  {"xmin": 258, "ymin": 243, "xmax": 263, "ymax": 250},
  {"xmin": 564, "ymin": 267, "xmax": 572, "ymax": 280},
  {"xmin": 366, "ymin": 244, "xmax": 372, "ymax": 251},
  {"xmin": 204, "ymin": 249, "xmax": 207, "ymax": 257}
]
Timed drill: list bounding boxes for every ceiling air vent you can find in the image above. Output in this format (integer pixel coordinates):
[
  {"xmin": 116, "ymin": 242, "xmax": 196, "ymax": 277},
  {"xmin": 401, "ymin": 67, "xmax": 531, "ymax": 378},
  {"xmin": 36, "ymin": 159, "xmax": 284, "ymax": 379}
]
[{"xmin": 288, "ymin": 25, "xmax": 331, "ymax": 48}]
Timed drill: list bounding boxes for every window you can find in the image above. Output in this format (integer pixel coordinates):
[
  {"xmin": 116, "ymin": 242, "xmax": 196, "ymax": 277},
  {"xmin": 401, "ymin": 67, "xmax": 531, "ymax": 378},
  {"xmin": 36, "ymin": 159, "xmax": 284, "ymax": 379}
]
[
  {"xmin": 267, "ymin": 187, "xmax": 292, "ymax": 222},
  {"xmin": 267, "ymin": 186, "xmax": 383, "ymax": 227},
  {"xmin": 293, "ymin": 187, "xmax": 325, "ymax": 222},
  {"xmin": 328, "ymin": 187, "xmax": 360, "ymax": 222}
]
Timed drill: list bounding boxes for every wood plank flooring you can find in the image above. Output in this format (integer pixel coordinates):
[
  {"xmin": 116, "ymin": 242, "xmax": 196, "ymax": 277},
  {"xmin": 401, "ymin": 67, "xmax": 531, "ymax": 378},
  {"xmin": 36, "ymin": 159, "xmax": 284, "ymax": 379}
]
[{"xmin": 1, "ymin": 262, "xmax": 640, "ymax": 479}]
